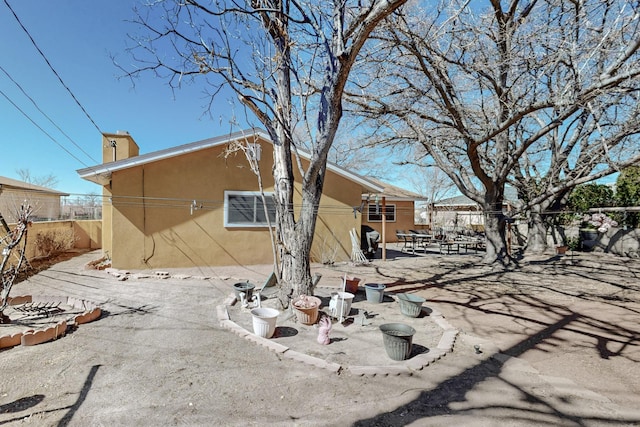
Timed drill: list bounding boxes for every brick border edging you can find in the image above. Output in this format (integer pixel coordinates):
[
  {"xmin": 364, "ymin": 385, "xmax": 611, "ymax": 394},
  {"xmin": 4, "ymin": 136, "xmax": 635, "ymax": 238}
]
[
  {"xmin": 0, "ymin": 295, "xmax": 102, "ymax": 349},
  {"xmin": 217, "ymin": 297, "xmax": 459, "ymax": 377}
]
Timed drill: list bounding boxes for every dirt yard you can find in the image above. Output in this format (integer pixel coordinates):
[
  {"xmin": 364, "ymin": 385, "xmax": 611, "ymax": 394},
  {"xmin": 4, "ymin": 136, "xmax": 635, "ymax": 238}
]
[{"xmin": 0, "ymin": 248, "xmax": 639, "ymax": 426}]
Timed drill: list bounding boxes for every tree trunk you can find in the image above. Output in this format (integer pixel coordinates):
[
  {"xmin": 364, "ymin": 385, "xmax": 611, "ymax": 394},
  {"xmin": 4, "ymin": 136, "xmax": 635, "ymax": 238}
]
[
  {"xmin": 480, "ymin": 185, "xmax": 511, "ymax": 265},
  {"xmin": 277, "ymin": 193, "xmax": 320, "ymax": 306},
  {"xmin": 278, "ymin": 225, "xmax": 313, "ymax": 307},
  {"xmin": 483, "ymin": 212, "xmax": 509, "ymax": 264},
  {"xmin": 271, "ymin": 127, "xmax": 307, "ymax": 308},
  {"xmin": 270, "ymin": 102, "xmax": 333, "ymax": 307},
  {"xmin": 526, "ymin": 209, "xmax": 548, "ymax": 253}
]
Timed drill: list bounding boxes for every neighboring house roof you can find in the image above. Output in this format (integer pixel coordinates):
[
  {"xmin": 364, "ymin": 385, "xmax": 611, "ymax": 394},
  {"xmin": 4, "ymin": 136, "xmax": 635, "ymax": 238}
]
[
  {"xmin": 0, "ymin": 175, "xmax": 68, "ymax": 196},
  {"xmin": 434, "ymin": 186, "xmax": 519, "ymax": 208},
  {"xmin": 433, "ymin": 195, "xmax": 480, "ymax": 207},
  {"xmin": 77, "ymin": 129, "xmax": 384, "ymax": 193},
  {"xmin": 363, "ymin": 178, "xmax": 427, "ymax": 201}
]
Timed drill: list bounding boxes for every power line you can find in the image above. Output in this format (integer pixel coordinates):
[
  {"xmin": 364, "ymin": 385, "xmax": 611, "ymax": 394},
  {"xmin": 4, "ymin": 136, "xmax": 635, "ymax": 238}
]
[
  {"xmin": 0, "ymin": 88, "xmax": 93, "ymax": 167},
  {"xmin": 3, "ymin": 0, "xmax": 103, "ymax": 135},
  {"xmin": 0, "ymin": 64, "xmax": 99, "ymax": 165}
]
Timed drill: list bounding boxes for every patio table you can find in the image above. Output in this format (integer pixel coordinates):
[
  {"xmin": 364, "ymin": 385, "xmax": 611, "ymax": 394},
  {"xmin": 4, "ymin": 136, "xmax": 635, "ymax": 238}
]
[{"xmin": 398, "ymin": 233, "xmax": 432, "ymax": 253}]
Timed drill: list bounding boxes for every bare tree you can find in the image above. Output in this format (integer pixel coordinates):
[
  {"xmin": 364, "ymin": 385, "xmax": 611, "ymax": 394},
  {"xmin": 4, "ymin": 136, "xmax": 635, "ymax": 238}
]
[
  {"xmin": 16, "ymin": 168, "xmax": 59, "ymax": 189},
  {"xmin": 0, "ymin": 205, "xmax": 31, "ymax": 324},
  {"xmin": 350, "ymin": 0, "xmax": 640, "ymax": 263},
  {"xmin": 123, "ymin": 0, "xmax": 408, "ymax": 305}
]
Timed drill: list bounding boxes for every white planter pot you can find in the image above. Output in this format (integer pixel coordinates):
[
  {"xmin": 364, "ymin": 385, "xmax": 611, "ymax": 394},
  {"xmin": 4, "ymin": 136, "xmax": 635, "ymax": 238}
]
[{"xmin": 250, "ymin": 307, "xmax": 279, "ymax": 338}]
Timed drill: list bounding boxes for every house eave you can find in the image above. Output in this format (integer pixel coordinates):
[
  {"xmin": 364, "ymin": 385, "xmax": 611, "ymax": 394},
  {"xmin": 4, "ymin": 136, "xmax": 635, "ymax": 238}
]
[{"xmin": 77, "ymin": 128, "xmax": 385, "ymax": 193}]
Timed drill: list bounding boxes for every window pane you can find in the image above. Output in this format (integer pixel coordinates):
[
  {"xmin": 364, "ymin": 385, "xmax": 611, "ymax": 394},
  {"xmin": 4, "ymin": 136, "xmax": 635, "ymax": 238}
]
[
  {"xmin": 226, "ymin": 192, "xmax": 276, "ymax": 226},
  {"xmin": 368, "ymin": 204, "xmax": 382, "ymax": 222},
  {"xmin": 367, "ymin": 203, "xmax": 395, "ymax": 222},
  {"xmin": 265, "ymin": 197, "xmax": 276, "ymax": 222},
  {"xmin": 386, "ymin": 206, "xmax": 396, "ymax": 221},
  {"xmin": 255, "ymin": 198, "xmax": 267, "ymax": 223},
  {"xmin": 255, "ymin": 196, "xmax": 277, "ymax": 223},
  {"xmin": 228, "ymin": 195, "xmax": 255, "ymax": 224}
]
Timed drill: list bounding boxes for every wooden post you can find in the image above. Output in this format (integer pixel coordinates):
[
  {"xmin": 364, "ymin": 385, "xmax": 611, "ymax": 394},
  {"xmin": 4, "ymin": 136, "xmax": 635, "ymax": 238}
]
[{"xmin": 382, "ymin": 196, "xmax": 387, "ymax": 260}]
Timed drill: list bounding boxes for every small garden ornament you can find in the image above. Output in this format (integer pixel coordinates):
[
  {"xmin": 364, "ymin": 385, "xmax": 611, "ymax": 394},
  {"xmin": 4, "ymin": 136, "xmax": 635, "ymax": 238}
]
[{"xmin": 317, "ymin": 314, "xmax": 332, "ymax": 345}]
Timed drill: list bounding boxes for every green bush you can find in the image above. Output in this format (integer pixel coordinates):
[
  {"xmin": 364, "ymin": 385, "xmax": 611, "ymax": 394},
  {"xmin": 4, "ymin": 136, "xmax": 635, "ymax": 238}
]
[{"xmin": 615, "ymin": 166, "xmax": 640, "ymax": 228}]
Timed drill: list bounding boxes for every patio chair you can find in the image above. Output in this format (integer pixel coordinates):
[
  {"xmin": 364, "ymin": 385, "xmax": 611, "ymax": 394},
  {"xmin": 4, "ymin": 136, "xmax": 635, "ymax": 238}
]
[
  {"xmin": 436, "ymin": 233, "xmax": 461, "ymax": 254},
  {"xmin": 396, "ymin": 230, "xmax": 411, "ymax": 252},
  {"xmin": 350, "ymin": 228, "xmax": 369, "ymax": 264}
]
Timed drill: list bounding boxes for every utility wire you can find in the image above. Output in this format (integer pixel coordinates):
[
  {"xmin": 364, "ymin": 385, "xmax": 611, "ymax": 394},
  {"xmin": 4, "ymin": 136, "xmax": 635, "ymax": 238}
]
[
  {"xmin": 0, "ymin": 88, "xmax": 92, "ymax": 167},
  {"xmin": 1, "ymin": 186, "xmax": 521, "ymax": 217},
  {"xmin": 3, "ymin": 0, "xmax": 103, "ymax": 135},
  {"xmin": 0, "ymin": 64, "xmax": 99, "ymax": 165}
]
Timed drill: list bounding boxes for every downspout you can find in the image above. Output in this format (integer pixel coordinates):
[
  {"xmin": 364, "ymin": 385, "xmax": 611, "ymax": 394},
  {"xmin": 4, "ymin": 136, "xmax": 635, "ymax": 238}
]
[
  {"xmin": 110, "ymin": 139, "xmax": 117, "ymax": 162},
  {"xmin": 142, "ymin": 166, "xmax": 155, "ymax": 264}
]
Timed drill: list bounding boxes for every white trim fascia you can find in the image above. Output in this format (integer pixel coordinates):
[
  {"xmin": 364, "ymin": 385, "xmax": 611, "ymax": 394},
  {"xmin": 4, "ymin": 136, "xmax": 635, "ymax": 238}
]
[{"xmin": 77, "ymin": 128, "xmax": 384, "ymax": 193}]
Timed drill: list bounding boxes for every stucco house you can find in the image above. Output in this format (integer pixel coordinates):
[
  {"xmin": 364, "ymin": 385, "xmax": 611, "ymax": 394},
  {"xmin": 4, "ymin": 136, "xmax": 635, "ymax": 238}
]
[
  {"xmin": 361, "ymin": 179, "xmax": 426, "ymax": 244},
  {"xmin": 77, "ymin": 129, "xmax": 385, "ymax": 269},
  {"xmin": 426, "ymin": 187, "xmax": 520, "ymax": 232},
  {"xmin": 0, "ymin": 176, "xmax": 68, "ymax": 222}
]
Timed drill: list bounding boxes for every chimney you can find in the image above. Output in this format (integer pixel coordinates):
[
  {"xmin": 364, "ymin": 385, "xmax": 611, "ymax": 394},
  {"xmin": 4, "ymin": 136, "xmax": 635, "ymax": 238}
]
[{"xmin": 101, "ymin": 131, "xmax": 139, "ymax": 163}]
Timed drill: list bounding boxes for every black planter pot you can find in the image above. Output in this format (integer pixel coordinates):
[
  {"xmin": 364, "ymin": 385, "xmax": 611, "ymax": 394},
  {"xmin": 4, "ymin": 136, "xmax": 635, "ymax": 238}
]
[
  {"xmin": 579, "ymin": 229, "xmax": 600, "ymax": 251},
  {"xmin": 580, "ymin": 229, "xmax": 599, "ymax": 240},
  {"xmin": 233, "ymin": 282, "xmax": 255, "ymax": 300}
]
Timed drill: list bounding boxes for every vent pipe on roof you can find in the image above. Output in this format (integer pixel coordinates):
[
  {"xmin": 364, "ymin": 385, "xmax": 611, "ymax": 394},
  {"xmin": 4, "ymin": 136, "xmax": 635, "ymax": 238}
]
[{"xmin": 109, "ymin": 139, "xmax": 117, "ymax": 162}]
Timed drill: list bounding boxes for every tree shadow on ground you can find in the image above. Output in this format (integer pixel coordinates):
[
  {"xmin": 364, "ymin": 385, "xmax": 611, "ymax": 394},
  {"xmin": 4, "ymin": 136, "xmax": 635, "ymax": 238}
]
[
  {"xmin": 0, "ymin": 365, "xmax": 100, "ymax": 426},
  {"xmin": 353, "ymin": 312, "xmax": 639, "ymax": 426},
  {"xmin": 350, "ymin": 254, "xmax": 640, "ymax": 425}
]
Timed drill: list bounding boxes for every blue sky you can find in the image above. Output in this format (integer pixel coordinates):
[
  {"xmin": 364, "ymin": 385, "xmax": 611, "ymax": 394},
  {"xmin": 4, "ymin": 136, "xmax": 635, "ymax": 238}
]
[{"xmin": 1, "ymin": 1, "xmax": 234, "ymax": 196}]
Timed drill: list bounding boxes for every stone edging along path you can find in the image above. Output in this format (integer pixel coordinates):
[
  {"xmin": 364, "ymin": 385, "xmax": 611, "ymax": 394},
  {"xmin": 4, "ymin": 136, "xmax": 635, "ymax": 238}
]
[
  {"xmin": 0, "ymin": 295, "xmax": 102, "ymax": 349},
  {"xmin": 217, "ymin": 294, "xmax": 460, "ymax": 377}
]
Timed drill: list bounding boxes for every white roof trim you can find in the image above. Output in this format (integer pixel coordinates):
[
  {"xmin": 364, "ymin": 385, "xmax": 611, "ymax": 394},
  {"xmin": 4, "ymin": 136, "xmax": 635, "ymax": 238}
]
[
  {"xmin": 77, "ymin": 129, "xmax": 384, "ymax": 193},
  {"xmin": 0, "ymin": 175, "xmax": 69, "ymax": 196}
]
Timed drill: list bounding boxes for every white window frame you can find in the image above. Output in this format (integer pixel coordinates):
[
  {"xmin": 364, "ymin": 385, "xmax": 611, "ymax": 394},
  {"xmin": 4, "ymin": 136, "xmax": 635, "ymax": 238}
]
[
  {"xmin": 224, "ymin": 191, "xmax": 276, "ymax": 228},
  {"xmin": 367, "ymin": 203, "xmax": 396, "ymax": 222}
]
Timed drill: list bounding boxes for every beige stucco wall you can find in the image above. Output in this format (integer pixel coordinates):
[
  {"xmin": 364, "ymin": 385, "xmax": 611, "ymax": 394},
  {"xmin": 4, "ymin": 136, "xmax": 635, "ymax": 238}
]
[
  {"xmin": 5, "ymin": 220, "xmax": 101, "ymax": 261},
  {"xmin": 310, "ymin": 165, "xmax": 363, "ymax": 265},
  {"xmin": 362, "ymin": 199, "xmax": 417, "ymax": 243},
  {"xmin": 102, "ymin": 132, "xmax": 139, "ymax": 163},
  {"xmin": 103, "ymin": 138, "xmax": 363, "ymax": 269},
  {"xmin": 73, "ymin": 220, "xmax": 102, "ymax": 250}
]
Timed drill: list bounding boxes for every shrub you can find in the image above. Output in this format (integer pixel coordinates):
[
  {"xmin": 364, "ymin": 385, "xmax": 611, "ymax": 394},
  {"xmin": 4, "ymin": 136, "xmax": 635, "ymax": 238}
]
[
  {"xmin": 34, "ymin": 229, "xmax": 76, "ymax": 258},
  {"xmin": 615, "ymin": 166, "xmax": 640, "ymax": 228}
]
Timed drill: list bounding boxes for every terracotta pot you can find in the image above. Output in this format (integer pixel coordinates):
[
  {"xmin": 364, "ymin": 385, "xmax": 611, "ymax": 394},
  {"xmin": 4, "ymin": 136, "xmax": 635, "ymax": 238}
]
[
  {"xmin": 344, "ymin": 278, "xmax": 360, "ymax": 294},
  {"xmin": 292, "ymin": 296, "xmax": 321, "ymax": 325}
]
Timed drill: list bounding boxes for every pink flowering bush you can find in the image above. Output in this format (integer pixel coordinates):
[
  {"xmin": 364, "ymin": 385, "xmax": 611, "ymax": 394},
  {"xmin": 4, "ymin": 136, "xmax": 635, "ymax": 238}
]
[{"xmin": 583, "ymin": 213, "xmax": 618, "ymax": 233}]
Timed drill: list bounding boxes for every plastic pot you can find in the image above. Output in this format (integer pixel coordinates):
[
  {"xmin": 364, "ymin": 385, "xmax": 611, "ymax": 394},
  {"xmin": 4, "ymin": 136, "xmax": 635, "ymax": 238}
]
[
  {"xmin": 250, "ymin": 307, "xmax": 279, "ymax": 338},
  {"xmin": 397, "ymin": 293, "xmax": 426, "ymax": 318},
  {"xmin": 233, "ymin": 282, "xmax": 255, "ymax": 301},
  {"xmin": 380, "ymin": 323, "xmax": 416, "ymax": 361},
  {"xmin": 365, "ymin": 283, "xmax": 386, "ymax": 303}
]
